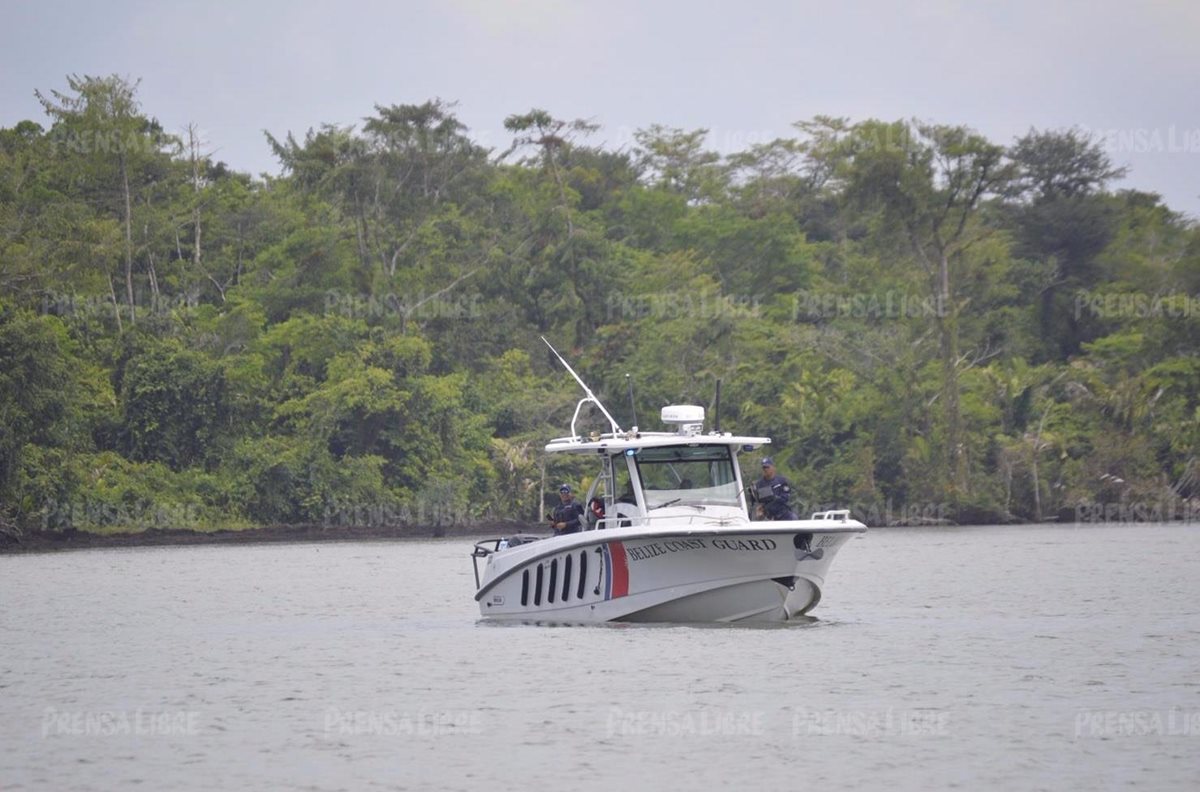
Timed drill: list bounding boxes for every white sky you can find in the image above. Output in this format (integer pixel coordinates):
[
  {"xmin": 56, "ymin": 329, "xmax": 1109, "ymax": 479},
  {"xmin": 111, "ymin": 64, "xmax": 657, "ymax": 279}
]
[{"xmin": 3, "ymin": 0, "xmax": 1199, "ymax": 217}]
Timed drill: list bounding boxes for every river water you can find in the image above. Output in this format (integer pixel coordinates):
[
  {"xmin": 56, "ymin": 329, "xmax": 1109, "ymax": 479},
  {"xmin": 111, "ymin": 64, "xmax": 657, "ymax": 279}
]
[{"xmin": 2, "ymin": 523, "xmax": 1198, "ymax": 790}]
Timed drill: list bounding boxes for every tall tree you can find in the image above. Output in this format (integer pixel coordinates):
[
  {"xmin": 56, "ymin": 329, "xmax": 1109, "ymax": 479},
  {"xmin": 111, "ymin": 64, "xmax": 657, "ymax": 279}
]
[
  {"xmin": 632, "ymin": 124, "xmax": 726, "ymax": 203},
  {"xmin": 35, "ymin": 75, "xmax": 177, "ymax": 325},
  {"xmin": 836, "ymin": 120, "xmax": 1015, "ymax": 499},
  {"xmin": 265, "ymin": 122, "xmax": 372, "ymax": 271},
  {"xmin": 501, "ymin": 109, "xmax": 611, "ymax": 343},
  {"xmin": 503, "ymin": 109, "xmax": 598, "ymax": 238},
  {"xmin": 1007, "ymin": 128, "xmax": 1126, "ymax": 358},
  {"xmin": 361, "ymin": 101, "xmax": 488, "ymax": 276}
]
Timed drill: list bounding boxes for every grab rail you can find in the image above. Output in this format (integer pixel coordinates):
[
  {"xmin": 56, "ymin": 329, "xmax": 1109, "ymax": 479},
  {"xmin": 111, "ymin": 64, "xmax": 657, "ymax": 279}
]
[
  {"xmin": 471, "ymin": 534, "xmax": 543, "ymax": 587},
  {"xmin": 811, "ymin": 509, "xmax": 851, "ymax": 521}
]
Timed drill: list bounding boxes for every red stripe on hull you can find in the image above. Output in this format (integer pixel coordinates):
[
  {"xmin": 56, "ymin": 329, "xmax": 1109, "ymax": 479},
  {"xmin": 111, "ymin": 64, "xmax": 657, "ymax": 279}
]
[{"xmin": 608, "ymin": 541, "xmax": 629, "ymax": 598}]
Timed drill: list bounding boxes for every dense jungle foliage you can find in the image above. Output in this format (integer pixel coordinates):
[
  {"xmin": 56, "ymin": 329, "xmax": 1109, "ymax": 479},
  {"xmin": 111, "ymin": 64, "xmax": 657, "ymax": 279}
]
[{"xmin": 1, "ymin": 75, "xmax": 1197, "ymax": 534}]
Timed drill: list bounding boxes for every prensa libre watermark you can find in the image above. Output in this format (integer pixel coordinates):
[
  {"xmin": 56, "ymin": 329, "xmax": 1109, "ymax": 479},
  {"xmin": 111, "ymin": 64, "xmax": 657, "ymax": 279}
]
[
  {"xmin": 1074, "ymin": 500, "xmax": 1200, "ymax": 525},
  {"xmin": 324, "ymin": 290, "xmax": 481, "ymax": 321},
  {"xmin": 605, "ymin": 292, "xmax": 762, "ymax": 322},
  {"xmin": 605, "ymin": 707, "xmax": 765, "ymax": 737},
  {"xmin": 41, "ymin": 290, "xmax": 201, "ymax": 319},
  {"xmin": 792, "ymin": 707, "xmax": 950, "ymax": 737},
  {"xmin": 322, "ymin": 500, "xmax": 470, "ymax": 529},
  {"xmin": 797, "ymin": 500, "xmax": 953, "ymax": 527},
  {"xmin": 323, "ymin": 708, "xmax": 482, "ymax": 737},
  {"xmin": 1075, "ymin": 709, "xmax": 1200, "ymax": 738},
  {"xmin": 793, "ymin": 291, "xmax": 947, "ymax": 321},
  {"xmin": 42, "ymin": 708, "xmax": 201, "ymax": 737},
  {"xmin": 47, "ymin": 129, "xmax": 182, "ymax": 157},
  {"xmin": 1074, "ymin": 290, "xmax": 1200, "ymax": 321},
  {"xmin": 1084, "ymin": 125, "xmax": 1200, "ymax": 155},
  {"xmin": 42, "ymin": 499, "xmax": 204, "ymax": 531}
]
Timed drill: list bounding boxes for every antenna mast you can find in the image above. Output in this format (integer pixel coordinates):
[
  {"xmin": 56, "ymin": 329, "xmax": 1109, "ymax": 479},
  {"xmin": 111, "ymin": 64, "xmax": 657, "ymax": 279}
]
[
  {"xmin": 714, "ymin": 379, "xmax": 722, "ymax": 433},
  {"xmin": 626, "ymin": 373, "xmax": 638, "ymax": 430},
  {"xmin": 541, "ymin": 337, "xmax": 622, "ymax": 437}
]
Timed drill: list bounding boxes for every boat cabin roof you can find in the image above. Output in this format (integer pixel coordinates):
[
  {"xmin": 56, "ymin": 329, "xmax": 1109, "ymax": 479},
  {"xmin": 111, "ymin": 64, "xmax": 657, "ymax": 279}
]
[{"xmin": 544, "ymin": 431, "xmax": 771, "ymax": 455}]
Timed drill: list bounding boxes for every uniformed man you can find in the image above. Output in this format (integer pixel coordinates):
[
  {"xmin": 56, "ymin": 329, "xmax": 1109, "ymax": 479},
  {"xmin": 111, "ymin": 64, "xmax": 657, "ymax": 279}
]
[
  {"xmin": 754, "ymin": 457, "xmax": 798, "ymax": 520},
  {"xmin": 550, "ymin": 484, "xmax": 586, "ymax": 534}
]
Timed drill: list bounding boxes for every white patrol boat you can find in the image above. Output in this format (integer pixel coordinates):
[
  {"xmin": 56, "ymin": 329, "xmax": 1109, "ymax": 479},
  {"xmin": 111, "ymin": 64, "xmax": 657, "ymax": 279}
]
[{"xmin": 470, "ymin": 341, "xmax": 867, "ymax": 623}]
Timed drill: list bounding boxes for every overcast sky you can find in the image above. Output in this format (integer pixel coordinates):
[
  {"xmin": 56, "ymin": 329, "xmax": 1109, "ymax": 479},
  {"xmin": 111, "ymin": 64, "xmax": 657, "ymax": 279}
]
[{"xmin": 3, "ymin": 0, "xmax": 1198, "ymax": 217}]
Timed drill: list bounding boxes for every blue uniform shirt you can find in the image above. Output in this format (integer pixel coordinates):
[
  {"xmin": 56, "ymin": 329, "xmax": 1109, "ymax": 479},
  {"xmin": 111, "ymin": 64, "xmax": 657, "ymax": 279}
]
[
  {"xmin": 552, "ymin": 498, "xmax": 586, "ymax": 533},
  {"xmin": 754, "ymin": 474, "xmax": 798, "ymax": 520}
]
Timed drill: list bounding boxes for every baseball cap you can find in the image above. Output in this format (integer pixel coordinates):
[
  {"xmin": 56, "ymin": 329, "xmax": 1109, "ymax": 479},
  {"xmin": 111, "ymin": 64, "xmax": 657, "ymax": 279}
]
[
  {"xmin": 761, "ymin": 457, "xmax": 774, "ymax": 467},
  {"xmin": 559, "ymin": 484, "xmax": 572, "ymax": 493}
]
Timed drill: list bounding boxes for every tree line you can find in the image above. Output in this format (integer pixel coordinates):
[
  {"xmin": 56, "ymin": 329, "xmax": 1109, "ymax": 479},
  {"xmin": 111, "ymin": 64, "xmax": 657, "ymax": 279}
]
[{"xmin": 1, "ymin": 74, "xmax": 1197, "ymax": 535}]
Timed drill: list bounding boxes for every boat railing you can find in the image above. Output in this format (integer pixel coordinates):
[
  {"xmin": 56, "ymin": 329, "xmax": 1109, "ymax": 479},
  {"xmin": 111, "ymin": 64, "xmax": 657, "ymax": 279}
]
[
  {"xmin": 811, "ymin": 509, "xmax": 851, "ymax": 521},
  {"xmin": 470, "ymin": 534, "xmax": 543, "ymax": 587}
]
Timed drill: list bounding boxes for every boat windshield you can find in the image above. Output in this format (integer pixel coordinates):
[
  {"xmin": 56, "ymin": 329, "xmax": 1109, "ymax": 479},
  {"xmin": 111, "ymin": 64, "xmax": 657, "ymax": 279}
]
[{"xmin": 633, "ymin": 445, "xmax": 740, "ymax": 509}]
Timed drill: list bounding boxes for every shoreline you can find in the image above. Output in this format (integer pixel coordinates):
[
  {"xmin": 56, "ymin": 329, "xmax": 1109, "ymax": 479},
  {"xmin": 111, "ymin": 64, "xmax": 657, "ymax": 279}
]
[
  {"xmin": 3, "ymin": 517, "xmax": 1196, "ymax": 555},
  {"xmin": 0, "ymin": 521, "xmax": 531, "ymax": 555}
]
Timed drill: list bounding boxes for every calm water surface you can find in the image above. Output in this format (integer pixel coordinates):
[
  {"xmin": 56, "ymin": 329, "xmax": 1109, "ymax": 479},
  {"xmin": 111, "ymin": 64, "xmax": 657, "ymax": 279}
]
[{"xmin": 2, "ymin": 524, "xmax": 1199, "ymax": 790}]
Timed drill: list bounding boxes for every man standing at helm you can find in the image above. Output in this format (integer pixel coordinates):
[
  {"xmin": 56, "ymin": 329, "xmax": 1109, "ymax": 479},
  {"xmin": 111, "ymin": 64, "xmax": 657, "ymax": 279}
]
[
  {"xmin": 754, "ymin": 457, "xmax": 798, "ymax": 521},
  {"xmin": 550, "ymin": 484, "xmax": 586, "ymax": 535}
]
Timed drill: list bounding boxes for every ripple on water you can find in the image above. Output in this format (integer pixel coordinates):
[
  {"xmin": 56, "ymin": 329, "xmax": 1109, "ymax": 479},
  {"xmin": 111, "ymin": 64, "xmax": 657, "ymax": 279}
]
[{"xmin": 1, "ymin": 526, "xmax": 1198, "ymax": 791}]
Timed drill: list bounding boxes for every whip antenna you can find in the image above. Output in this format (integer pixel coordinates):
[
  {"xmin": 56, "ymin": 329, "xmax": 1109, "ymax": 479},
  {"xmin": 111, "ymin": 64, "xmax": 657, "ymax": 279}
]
[
  {"xmin": 626, "ymin": 374, "xmax": 638, "ymax": 430},
  {"xmin": 714, "ymin": 379, "xmax": 722, "ymax": 433},
  {"xmin": 541, "ymin": 337, "xmax": 622, "ymax": 436}
]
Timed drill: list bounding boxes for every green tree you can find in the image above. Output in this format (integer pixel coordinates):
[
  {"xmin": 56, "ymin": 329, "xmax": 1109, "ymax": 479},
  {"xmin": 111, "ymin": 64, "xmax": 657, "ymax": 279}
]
[
  {"xmin": 633, "ymin": 124, "xmax": 726, "ymax": 203},
  {"xmin": 119, "ymin": 336, "xmax": 231, "ymax": 470},
  {"xmin": 1007, "ymin": 128, "xmax": 1126, "ymax": 358},
  {"xmin": 837, "ymin": 120, "xmax": 1015, "ymax": 502},
  {"xmin": 0, "ymin": 307, "xmax": 76, "ymax": 492},
  {"xmin": 36, "ymin": 75, "xmax": 180, "ymax": 326}
]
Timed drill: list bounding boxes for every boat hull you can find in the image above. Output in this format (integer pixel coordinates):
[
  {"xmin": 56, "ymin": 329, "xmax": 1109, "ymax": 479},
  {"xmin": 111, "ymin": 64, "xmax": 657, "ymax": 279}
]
[{"xmin": 474, "ymin": 520, "xmax": 863, "ymax": 623}]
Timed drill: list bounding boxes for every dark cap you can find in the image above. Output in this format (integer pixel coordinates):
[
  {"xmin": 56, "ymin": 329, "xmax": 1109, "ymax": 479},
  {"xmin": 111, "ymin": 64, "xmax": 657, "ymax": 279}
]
[
  {"xmin": 559, "ymin": 484, "xmax": 572, "ymax": 493},
  {"xmin": 761, "ymin": 457, "xmax": 774, "ymax": 467}
]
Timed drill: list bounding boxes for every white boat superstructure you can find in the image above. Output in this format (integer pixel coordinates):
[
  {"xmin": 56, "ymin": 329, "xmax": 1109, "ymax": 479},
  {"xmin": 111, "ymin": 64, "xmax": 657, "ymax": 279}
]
[{"xmin": 470, "ymin": 341, "xmax": 867, "ymax": 623}]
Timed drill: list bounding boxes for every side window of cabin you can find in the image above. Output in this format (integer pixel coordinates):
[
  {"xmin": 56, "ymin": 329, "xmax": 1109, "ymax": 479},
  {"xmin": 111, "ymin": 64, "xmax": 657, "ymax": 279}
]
[
  {"xmin": 587, "ymin": 465, "xmax": 607, "ymax": 528},
  {"xmin": 592, "ymin": 464, "xmax": 607, "ymax": 501},
  {"xmin": 613, "ymin": 457, "xmax": 635, "ymax": 505}
]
